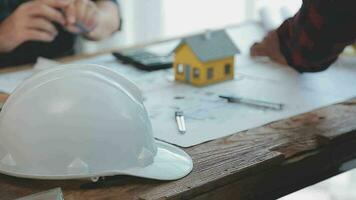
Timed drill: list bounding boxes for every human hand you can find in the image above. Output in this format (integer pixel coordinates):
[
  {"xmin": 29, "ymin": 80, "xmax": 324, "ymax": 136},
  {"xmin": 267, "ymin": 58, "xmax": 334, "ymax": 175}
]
[
  {"xmin": 64, "ymin": 0, "xmax": 100, "ymax": 36},
  {"xmin": 0, "ymin": 0, "xmax": 69, "ymax": 53},
  {"xmin": 250, "ymin": 30, "xmax": 287, "ymax": 65}
]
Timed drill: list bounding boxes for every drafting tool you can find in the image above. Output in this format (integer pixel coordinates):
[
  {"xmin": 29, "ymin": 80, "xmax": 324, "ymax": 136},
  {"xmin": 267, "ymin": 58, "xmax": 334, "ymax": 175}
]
[
  {"xmin": 219, "ymin": 95, "xmax": 284, "ymax": 111},
  {"xmin": 175, "ymin": 111, "xmax": 186, "ymax": 134}
]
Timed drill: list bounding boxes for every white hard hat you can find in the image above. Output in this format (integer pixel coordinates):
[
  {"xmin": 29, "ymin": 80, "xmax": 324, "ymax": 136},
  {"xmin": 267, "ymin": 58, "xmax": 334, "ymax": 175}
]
[{"xmin": 0, "ymin": 64, "xmax": 193, "ymax": 181}]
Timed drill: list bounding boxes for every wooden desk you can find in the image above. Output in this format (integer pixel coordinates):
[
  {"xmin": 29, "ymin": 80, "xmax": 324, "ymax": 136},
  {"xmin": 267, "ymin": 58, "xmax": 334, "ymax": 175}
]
[{"xmin": 0, "ymin": 53, "xmax": 356, "ymax": 200}]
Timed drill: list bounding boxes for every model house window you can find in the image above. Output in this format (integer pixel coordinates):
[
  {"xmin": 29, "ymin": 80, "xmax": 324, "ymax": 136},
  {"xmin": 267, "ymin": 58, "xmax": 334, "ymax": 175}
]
[
  {"xmin": 193, "ymin": 68, "xmax": 200, "ymax": 78},
  {"xmin": 225, "ymin": 64, "xmax": 231, "ymax": 75},
  {"xmin": 177, "ymin": 64, "xmax": 184, "ymax": 74},
  {"xmin": 207, "ymin": 68, "xmax": 214, "ymax": 80}
]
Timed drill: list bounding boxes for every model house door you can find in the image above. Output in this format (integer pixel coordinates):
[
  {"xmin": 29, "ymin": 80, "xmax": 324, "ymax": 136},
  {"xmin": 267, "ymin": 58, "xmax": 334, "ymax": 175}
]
[{"xmin": 185, "ymin": 65, "xmax": 191, "ymax": 82}]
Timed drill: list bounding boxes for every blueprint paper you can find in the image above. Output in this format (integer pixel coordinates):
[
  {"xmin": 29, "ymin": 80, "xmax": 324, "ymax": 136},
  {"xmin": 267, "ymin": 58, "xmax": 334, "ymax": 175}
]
[
  {"xmin": 74, "ymin": 53, "xmax": 356, "ymax": 147},
  {"xmin": 0, "ymin": 23, "xmax": 355, "ymax": 147},
  {"xmin": 143, "ymin": 58, "xmax": 355, "ymax": 147}
]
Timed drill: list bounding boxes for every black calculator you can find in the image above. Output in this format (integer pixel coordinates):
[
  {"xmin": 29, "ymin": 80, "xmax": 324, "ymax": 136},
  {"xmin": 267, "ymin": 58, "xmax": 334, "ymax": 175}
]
[{"xmin": 113, "ymin": 49, "xmax": 173, "ymax": 71}]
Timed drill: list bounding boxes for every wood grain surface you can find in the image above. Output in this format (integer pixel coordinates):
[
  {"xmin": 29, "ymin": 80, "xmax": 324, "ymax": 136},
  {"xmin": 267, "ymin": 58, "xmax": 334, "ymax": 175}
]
[
  {"xmin": 0, "ymin": 46, "xmax": 355, "ymax": 199},
  {"xmin": 0, "ymin": 92, "xmax": 355, "ymax": 199}
]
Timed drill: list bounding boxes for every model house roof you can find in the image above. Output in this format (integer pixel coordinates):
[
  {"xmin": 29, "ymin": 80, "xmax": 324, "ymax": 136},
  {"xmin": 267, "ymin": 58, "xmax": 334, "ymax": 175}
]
[{"xmin": 175, "ymin": 30, "xmax": 240, "ymax": 62}]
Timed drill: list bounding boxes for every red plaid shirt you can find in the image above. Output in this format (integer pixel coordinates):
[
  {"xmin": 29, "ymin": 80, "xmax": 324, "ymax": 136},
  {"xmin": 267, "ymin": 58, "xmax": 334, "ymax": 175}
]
[{"xmin": 277, "ymin": 0, "xmax": 356, "ymax": 72}]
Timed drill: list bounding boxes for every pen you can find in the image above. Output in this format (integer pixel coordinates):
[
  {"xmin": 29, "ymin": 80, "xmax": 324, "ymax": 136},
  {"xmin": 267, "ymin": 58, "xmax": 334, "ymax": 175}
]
[
  {"xmin": 175, "ymin": 111, "xmax": 186, "ymax": 134},
  {"xmin": 219, "ymin": 95, "xmax": 284, "ymax": 111}
]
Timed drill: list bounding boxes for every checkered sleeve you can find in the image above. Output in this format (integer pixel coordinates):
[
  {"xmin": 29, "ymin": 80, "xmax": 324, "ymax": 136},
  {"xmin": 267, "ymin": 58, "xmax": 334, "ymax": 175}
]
[{"xmin": 277, "ymin": 0, "xmax": 356, "ymax": 72}]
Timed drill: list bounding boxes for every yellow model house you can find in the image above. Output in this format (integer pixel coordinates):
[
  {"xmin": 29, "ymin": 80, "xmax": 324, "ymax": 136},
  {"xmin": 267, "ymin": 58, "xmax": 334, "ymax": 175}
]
[{"xmin": 174, "ymin": 30, "xmax": 240, "ymax": 86}]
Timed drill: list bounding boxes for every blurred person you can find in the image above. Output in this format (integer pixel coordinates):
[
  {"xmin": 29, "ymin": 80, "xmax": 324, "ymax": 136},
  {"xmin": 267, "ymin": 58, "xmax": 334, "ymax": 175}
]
[
  {"xmin": 250, "ymin": 0, "xmax": 356, "ymax": 72},
  {"xmin": 0, "ymin": 0, "xmax": 121, "ymax": 67}
]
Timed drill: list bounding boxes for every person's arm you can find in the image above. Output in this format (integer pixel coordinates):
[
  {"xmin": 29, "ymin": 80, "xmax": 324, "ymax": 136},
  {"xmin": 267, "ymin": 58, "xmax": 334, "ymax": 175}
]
[
  {"xmin": 252, "ymin": 0, "xmax": 356, "ymax": 73},
  {"xmin": 0, "ymin": 0, "xmax": 69, "ymax": 53},
  {"xmin": 87, "ymin": 0, "xmax": 120, "ymax": 40},
  {"xmin": 64, "ymin": 0, "xmax": 120, "ymax": 41}
]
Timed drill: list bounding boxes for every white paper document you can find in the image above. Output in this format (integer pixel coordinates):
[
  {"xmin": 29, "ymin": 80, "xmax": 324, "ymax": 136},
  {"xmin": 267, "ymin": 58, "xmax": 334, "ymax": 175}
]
[
  {"xmin": 139, "ymin": 56, "xmax": 355, "ymax": 147},
  {"xmin": 0, "ymin": 23, "xmax": 355, "ymax": 147},
  {"xmin": 71, "ymin": 53, "xmax": 356, "ymax": 147}
]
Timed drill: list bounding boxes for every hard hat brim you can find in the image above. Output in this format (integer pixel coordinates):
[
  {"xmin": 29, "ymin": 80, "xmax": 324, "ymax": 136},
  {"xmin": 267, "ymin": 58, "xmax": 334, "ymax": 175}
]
[
  {"xmin": 121, "ymin": 140, "xmax": 193, "ymax": 180},
  {"xmin": 0, "ymin": 141, "xmax": 193, "ymax": 181}
]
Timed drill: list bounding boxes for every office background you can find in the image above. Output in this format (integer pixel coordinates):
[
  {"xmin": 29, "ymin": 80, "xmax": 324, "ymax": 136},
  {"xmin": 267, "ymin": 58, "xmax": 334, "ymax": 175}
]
[{"xmin": 80, "ymin": 0, "xmax": 301, "ymax": 53}]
